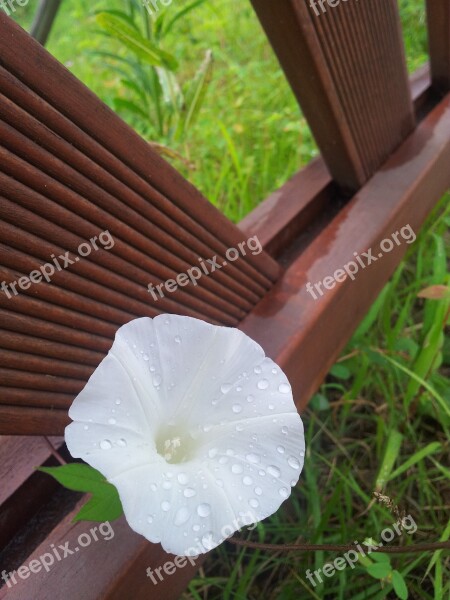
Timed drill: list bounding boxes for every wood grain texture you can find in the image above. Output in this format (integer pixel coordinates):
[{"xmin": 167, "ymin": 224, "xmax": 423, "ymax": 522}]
[
  {"xmin": 251, "ymin": 0, "xmax": 415, "ymax": 191},
  {"xmin": 426, "ymin": 0, "xmax": 450, "ymax": 93}
]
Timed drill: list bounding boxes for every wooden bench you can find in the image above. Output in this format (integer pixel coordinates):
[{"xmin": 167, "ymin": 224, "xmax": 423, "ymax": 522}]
[{"xmin": 1, "ymin": 1, "xmax": 449, "ymax": 597}]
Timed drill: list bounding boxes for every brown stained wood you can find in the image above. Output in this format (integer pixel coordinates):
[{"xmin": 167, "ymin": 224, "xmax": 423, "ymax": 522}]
[
  {"xmin": 0, "ymin": 330, "xmax": 104, "ymax": 365},
  {"xmin": 250, "ymin": 0, "xmax": 415, "ymax": 192},
  {"xmin": 0, "ymin": 91, "xmax": 267, "ymax": 307},
  {"xmin": 426, "ymin": 0, "xmax": 450, "ymax": 93},
  {"xmin": 0, "ymin": 388, "xmax": 73, "ymax": 410},
  {"xmin": 240, "ymin": 93, "xmax": 450, "ymax": 410},
  {"xmin": 0, "ymin": 350, "xmax": 93, "ymax": 381},
  {"xmin": 0, "ymin": 435, "xmax": 63, "ymax": 505},
  {"xmin": 239, "ymin": 158, "xmax": 335, "ymax": 258},
  {"xmin": 0, "ymin": 14, "xmax": 280, "ymax": 286},
  {"xmin": 0, "ymin": 406, "xmax": 70, "ymax": 435},
  {"xmin": 0, "ymin": 369, "xmax": 84, "ymax": 394},
  {"xmin": 0, "ymin": 497, "xmax": 205, "ymax": 600},
  {"xmin": 0, "ymin": 309, "xmax": 112, "ymax": 353}
]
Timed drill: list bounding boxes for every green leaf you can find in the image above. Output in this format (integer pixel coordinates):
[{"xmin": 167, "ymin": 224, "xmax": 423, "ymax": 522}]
[
  {"xmin": 96, "ymin": 13, "xmax": 178, "ymax": 71},
  {"xmin": 370, "ymin": 552, "xmax": 391, "ymax": 563},
  {"xmin": 387, "ymin": 441, "xmax": 442, "ymax": 482},
  {"xmin": 366, "ymin": 561, "xmax": 392, "ymax": 579},
  {"xmin": 39, "ymin": 464, "xmax": 123, "ymax": 522},
  {"xmin": 329, "ymin": 364, "xmax": 352, "ymax": 380},
  {"xmin": 375, "ymin": 429, "xmax": 403, "ymax": 490},
  {"xmin": 392, "ymin": 570, "xmax": 409, "ymax": 600},
  {"xmin": 310, "ymin": 393, "xmax": 330, "ymax": 411},
  {"xmin": 177, "ymin": 49, "xmax": 213, "ymax": 138}
]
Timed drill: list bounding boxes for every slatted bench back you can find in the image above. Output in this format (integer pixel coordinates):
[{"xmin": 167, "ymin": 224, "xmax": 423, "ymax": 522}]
[{"xmin": 0, "ymin": 14, "xmax": 279, "ymax": 435}]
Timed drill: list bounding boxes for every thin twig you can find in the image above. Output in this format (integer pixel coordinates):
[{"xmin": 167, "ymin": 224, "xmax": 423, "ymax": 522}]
[{"xmin": 227, "ymin": 537, "xmax": 450, "ymax": 554}]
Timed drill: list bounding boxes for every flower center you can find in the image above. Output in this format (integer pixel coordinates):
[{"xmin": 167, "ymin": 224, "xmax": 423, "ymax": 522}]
[{"xmin": 156, "ymin": 425, "xmax": 197, "ymax": 464}]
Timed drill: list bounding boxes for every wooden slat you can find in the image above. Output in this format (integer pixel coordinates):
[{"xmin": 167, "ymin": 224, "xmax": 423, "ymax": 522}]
[
  {"xmin": 241, "ymin": 93, "xmax": 450, "ymax": 409},
  {"xmin": 250, "ymin": 0, "xmax": 415, "ymax": 191},
  {"xmin": 426, "ymin": 0, "xmax": 450, "ymax": 93},
  {"xmin": 0, "ymin": 406, "xmax": 70, "ymax": 435},
  {"xmin": 0, "ymin": 14, "xmax": 280, "ymax": 285}
]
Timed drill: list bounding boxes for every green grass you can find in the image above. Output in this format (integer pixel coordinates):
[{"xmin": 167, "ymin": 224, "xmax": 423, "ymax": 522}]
[{"xmin": 12, "ymin": 2, "xmax": 448, "ymax": 598}]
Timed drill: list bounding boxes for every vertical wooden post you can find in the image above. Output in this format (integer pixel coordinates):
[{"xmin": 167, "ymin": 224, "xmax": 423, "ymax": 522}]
[
  {"xmin": 250, "ymin": 0, "xmax": 416, "ymax": 193},
  {"xmin": 426, "ymin": 0, "xmax": 450, "ymax": 93}
]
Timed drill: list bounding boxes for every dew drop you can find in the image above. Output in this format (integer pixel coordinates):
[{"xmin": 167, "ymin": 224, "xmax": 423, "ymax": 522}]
[
  {"xmin": 257, "ymin": 379, "xmax": 269, "ymax": 390},
  {"xmin": 279, "ymin": 487, "xmax": 289, "ymax": 498},
  {"xmin": 147, "ymin": 516, "xmax": 153, "ymax": 523},
  {"xmin": 100, "ymin": 439, "xmax": 112, "ymax": 450},
  {"xmin": 243, "ymin": 476, "xmax": 253, "ymax": 486},
  {"xmin": 174, "ymin": 335, "xmax": 182, "ymax": 344},
  {"xmin": 268, "ymin": 404, "xmax": 275, "ymax": 410},
  {"xmin": 174, "ymin": 507, "xmax": 190, "ymax": 526},
  {"xmin": 152, "ymin": 374, "xmax": 162, "ymax": 387},
  {"xmin": 197, "ymin": 503, "xmax": 211, "ymax": 517},
  {"xmin": 254, "ymin": 486, "xmax": 263, "ymax": 496},
  {"xmin": 83, "ymin": 425, "xmax": 89, "ymax": 431},
  {"xmin": 208, "ymin": 448, "xmax": 218, "ymax": 459},
  {"xmin": 277, "ymin": 445, "xmax": 285, "ymax": 454},
  {"xmin": 236, "ymin": 424, "xmax": 244, "ymax": 431},
  {"xmin": 247, "ymin": 395, "xmax": 254, "ymax": 403},
  {"xmin": 117, "ymin": 438, "xmax": 127, "ymax": 447},
  {"xmin": 221, "ymin": 383, "xmax": 232, "ymax": 394},
  {"xmin": 258, "ymin": 469, "xmax": 266, "ymax": 476},
  {"xmin": 236, "ymin": 386, "xmax": 242, "ymax": 392},
  {"xmin": 232, "ymin": 404, "xmax": 242, "ymax": 414},
  {"xmin": 218, "ymin": 456, "xmax": 228, "ymax": 465},
  {"xmin": 177, "ymin": 473, "xmax": 188, "ymax": 485},
  {"xmin": 150, "ymin": 483, "xmax": 157, "ymax": 491},
  {"xmin": 162, "ymin": 481, "xmax": 172, "ymax": 490},
  {"xmin": 150, "ymin": 365, "xmax": 156, "ymax": 373},
  {"xmin": 246, "ymin": 453, "xmax": 260, "ymax": 464},
  {"xmin": 184, "ymin": 488, "xmax": 196, "ymax": 498},
  {"xmin": 271, "ymin": 367, "xmax": 278, "ymax": 374},
  {"xmin": 288, "ymin": 456, "xmax": 301, "ymax": 469},
  {"xmin": 249, "ymin": 498, "xmax": 259, "ymax": 508},
  {"xmin": 108, "ymin": 417, "xmax": 116, "ymax": 425},
  {"xmin": 254, "ymin": 366, "xmax": 262, "ymax": 374},
  {"xmin": 115, "ymin": 398, "xmax": 121, "ymax": 405},
  {"xmin": 161, "ymin": 501, "xmax": 171, "ymax": 512},
  {"xmin": 193, "ymin": 524, "xmax": 200, "ymax": 532},
  {"xmin": 231, "ymin": 464, "xmax": 243, "ymax": 474},
  {"xmin": 143, "ymin": 353, "xmax": 149, "ymax": 361},
  {"xmin": 279, "ymin": 383, "xmax": 291, "ymax": 394},
  {"xmin": 281, "ymin": 426, "xmax": 288, "ymax": 435},
  {"xmin": 267, "ymin": 465, "xmax": 281, "ymax": 478},
  {"xmin": 201, "ymin": 532, "xmax": 215, "ymax": 549}
]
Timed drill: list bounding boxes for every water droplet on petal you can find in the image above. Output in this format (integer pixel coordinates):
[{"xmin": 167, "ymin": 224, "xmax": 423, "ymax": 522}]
[
  {"xmin": 177, "ymin": 473, "xmax": 188, "ymax": 485},
  {"xmin": 208, "ymin": 448, "xmax": 218, "ymax": 459},
  {"xmin": 100, "ymin": 440, "xmax": 112, "ymax": 450},
  {"xmin": 143, "ymin": 353, "xmax": 149, "ymax": 361},
  {"xmin": 193, "ymin": 524, "xmax": 200, "ymax": 532},
  {"xmin": 249, "ymin": 498, "xmax": 259, "ymax": 508},
  {"xmin": 147, "ymin": 516, "xmax": 153, "ymax": 523},
  {"xmin": 254, "ymin": 366, "xmax": 262, "ymax": 374},
  {"xmin": 246, "ymin": 453, "xmax": 260, "ymax": 464},
  {"xmin": 174, "ymin": 335, "xmax": 182, "ymax": 344},
  {"xmin": 231, "ymin": 464, "xmax": 243, "ymax": 474},
  {"xmin": 184, "ymin": 488, "xmax": 196, "ymax": 498},
  {"xmin": 254, "ymin": 486, "xmax": 263, "ymax": 496},
  {"xmin": 268, "ymin": 404, "xmax": 275, "ymax": 410},
  {"xmin": 236, "ymin": 424, "xmax": 244, "ymax": 431},
  {"xmin": 162, "ymin": 481, "xmax": 172, "ymax": 490},
  {"xmin": 281, "ymin": 426, "xmax": 288, "ymax": 435},
  {"xmin": 83, "ymin": 425, "xmax": 89, "ymax": 431},
  {"xmin": 174, "ymin": 507, "xmax": 190, "ymax": 526},
  {"xmin": 202, "ymin": 532, "xmax": 215, "ymax": 550},
  {"xmin": 267, "ymin": 465, "xmax": 281, "ymax": 478},
  {"xmin": 277, "ymin": 445, "xmax": 285, "ymax": 454},
  {"xmin": 221, "ymin": 383, "xmax": 232, "ymax": 394},
  {"xmin": 117, "ymin": 438, "xmax": 127, "ymax": 447},
  {"xmin": 257, "ymin": 379, "xmax": 269, "ymax": 390},
  {"xmin": 108, "ymin": 417, "xmax": 116, "ymax": 425},
  {"xmin": 279, "ymin": 487, "xmax": 289, "ymax": 498},
  {"xmin": 219, "ymin": 456, "xmax": 228, "ymax": 465},
  {"xmin": 247, "ymin": 395, "xmax": 254, "ymax": 403},
  {"xmin": 271, "ymin": 367, "xmax": 278, "ymax": 374},
  {"xmin": 197, "ymin": 503, "xmax": 211, "ymax": 517},
  {"xmin": 153, "ymin": 374, "xmax": 162, "ymax": 387},
  {"xmin": 232, "ymin": 404, "xmax": 242, "ymax": 414},
  {"xmin": 279, "ymin": 383, "xmax": 291, "ymax": 394},
  {"xmin": 288, "ymin": 456, "xmax": 301, "ymax": 469},
  {"xmin": 150, "ymin": 483, "xmax": 157, "ymax": 491},
  {"xmin": 236, "ymin": 386, "xmax": 242, "ymax": 392},
  {"xmin": 243, "ymin": 476, "xmax": 253, "ymax": 486},
  {"xmin": 161, "ymin": 501, "xmax": 171, "ymax": 512},
  {"xmin": 115, "ymin": 398, "xmax": 121, "ymax": 405}
]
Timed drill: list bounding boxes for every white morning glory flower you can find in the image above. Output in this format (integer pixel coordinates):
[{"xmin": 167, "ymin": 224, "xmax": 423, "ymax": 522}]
[{"xmin": 65, "ymin": 315, "xmax": 305, "ymax": 556}]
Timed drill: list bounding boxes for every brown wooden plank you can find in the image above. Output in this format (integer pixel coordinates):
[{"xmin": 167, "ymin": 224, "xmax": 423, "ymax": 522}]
[
  {"xmin": 0, "ymin": 350, "xmax": 93, "ymax": 382},
  {"xmin": 0, "ymin": 14, "xmax": 280, "ymax": 285},
  {"xmin": 240, "ymin": 93, "xmax": 450, "ymax": 410},
  {"xmin": 0, "ymin": 406, "xmax": 70, "ymax": 435},
  {"xmin": 426, "ymin": 0, "xmax": 450, "ymax": 93},
  {"xmin": 250, "ymin": 0, "xmax": 415, "ymax": 191}
]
